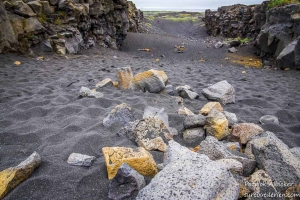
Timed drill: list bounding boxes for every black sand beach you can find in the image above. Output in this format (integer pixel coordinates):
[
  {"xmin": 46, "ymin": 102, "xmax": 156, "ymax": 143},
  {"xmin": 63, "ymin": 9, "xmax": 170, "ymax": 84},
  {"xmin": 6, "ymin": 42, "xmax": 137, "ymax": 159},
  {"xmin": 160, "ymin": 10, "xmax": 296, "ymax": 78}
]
[{"xmin": 1, "ymin": 14, "xmax": 300, "ymax": 199}]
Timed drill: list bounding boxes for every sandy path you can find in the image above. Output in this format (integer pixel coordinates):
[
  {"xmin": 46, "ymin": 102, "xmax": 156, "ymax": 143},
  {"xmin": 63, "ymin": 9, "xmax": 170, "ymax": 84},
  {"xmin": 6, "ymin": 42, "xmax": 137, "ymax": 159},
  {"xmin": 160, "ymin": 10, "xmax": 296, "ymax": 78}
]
[{"xmin": 0, "ymin": 17, "xmax": 299, "ymax": 200}]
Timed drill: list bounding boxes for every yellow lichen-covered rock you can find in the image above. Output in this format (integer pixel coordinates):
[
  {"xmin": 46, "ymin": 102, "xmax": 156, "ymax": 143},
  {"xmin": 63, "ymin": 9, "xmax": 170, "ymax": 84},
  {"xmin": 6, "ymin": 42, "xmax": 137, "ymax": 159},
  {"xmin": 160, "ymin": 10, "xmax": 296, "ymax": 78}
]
[
  {"xmin": 131, "ymin": 69, "xmax": 167, "ymax": 93},
  {"xmin": 102, "ymin": 147, "xmax": 158, "ymax": 180},
  {"xmin": 112, "ymin": 82, "xmax": 118, "ymax": 88},
  {"xmin": 285, "ymin": 184, "xmax": 300, "ymax": 200},
  {"xmin": 0, "ymin": 152, "xmax": 41, "ymax": 199},
  {"xmin": 116, "ymin": 66, "xmax": 133, "ymax": 89},
  {"xmin": 199, "ymin": 102, "xmax": 223, "ymax": 116},
  {"xmin": 205, "ymin": 108, "xmax": 229, "ymax": 140},
  {"xmin": 151, "ymin": 69, "xmax": 168, "ymax": 84}
]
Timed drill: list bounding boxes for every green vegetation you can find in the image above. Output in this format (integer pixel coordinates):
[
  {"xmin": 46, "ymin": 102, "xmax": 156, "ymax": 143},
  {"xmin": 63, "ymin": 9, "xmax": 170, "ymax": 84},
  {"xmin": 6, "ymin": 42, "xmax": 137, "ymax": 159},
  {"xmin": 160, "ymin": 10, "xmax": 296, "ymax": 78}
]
[
  {"xmin": 226, "ymin": 37, "xmax": 253, "ymax": 44},
  {"xmin": 145, "ymin": 23, "xmax": 152, "ymax": 27},
  {"xmin": 53, "ymin": 18, "xmax": 62, "ymax": 25},
  {"xmin": 267, "ymin": 0, "xmax": 300, "ymax": 9},
  {"xmin": 239, "ymin": 37, "xmax": 252, "ymax": 44},
  {"xmin": 57, "ymin": 11, "xmax": 67, "ymax": 18},
  {"xmin": 147, "ymin": 15, "xmax": 155, "ymax": 21},
  {"xmin": 143, "ymin": 11, "xmax": 202, "ymax": 22},
  {"xmin": 37, "ymin": 13, "xmax": 47, "ymax": 24}
]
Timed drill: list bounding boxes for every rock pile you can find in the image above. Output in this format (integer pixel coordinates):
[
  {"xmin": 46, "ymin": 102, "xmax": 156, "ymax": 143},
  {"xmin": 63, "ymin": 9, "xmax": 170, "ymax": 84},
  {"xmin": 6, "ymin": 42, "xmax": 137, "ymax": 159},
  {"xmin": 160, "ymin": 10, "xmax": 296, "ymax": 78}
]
[
  {"xmin": 94, "ymin": 70, "xmax": 300, "ymax": 199},
  {"xmin": 0, "ymin": 0, "xmax": 143, "ymax": 54}
]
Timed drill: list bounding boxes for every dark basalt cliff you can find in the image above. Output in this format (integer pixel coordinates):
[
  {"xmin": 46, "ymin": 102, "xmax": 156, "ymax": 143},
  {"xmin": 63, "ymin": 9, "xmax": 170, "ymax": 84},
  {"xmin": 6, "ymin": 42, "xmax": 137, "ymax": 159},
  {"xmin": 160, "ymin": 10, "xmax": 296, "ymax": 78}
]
[
  {"xmin": 0, "ymin": 0, "xmax": 143, "ymax": 54},
  {"xmin": 204, "ymin": 2, "xmax": 300, "ymax": 70}
]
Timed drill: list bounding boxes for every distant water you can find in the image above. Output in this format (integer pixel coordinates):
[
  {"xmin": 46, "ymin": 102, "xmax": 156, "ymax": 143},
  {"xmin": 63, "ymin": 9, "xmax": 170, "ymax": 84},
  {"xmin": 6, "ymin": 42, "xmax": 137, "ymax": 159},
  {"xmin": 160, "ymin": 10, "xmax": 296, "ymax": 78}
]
[{"xmin": 139, "ymin": 7, "xmax": 217, "ymax": 12}]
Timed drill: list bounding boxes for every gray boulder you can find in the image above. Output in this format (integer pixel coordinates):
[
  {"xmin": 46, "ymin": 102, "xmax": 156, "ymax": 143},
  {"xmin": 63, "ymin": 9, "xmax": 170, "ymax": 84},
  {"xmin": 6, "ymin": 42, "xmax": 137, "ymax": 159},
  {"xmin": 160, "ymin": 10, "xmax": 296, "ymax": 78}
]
[
  {"xmin": 78, "ymin": 86, "xmax": 103, "ymax": 98},
  {"xmin": 119, "ymin": 117, "xmax": 173, "ymax": 152},
  {"xmin": 108, "ymin": 163, "xmax": 146, "ymax": 200},
  {"xmin": 160, "ymin": 85, "xmax": 175, "ymax": 96},
  {"xmin": 291, "ymin": 147, "xmax": 300, "ymax": 159},
  {"xmin": 103, "ymin": 103, "xmax": 135, "ymax": 128},
  {"xmin": 0, "ymin": 1, "xmax": 18, "ymax": 53},
  {"xmin": 245, "ymin": 131, "xmax": 300, "ymax": 192},
  {"xmin": 176, "ymin": 85, "xmax": 199, "ymax": 99},
  {"xmin": 223, "ymin": 111, "xmax": 238, "ymax": 126},
  {"xmin": 178, "ymin": 89, "xmax": 199, "ymax": 99},
  {"xmin": 40, "ymin": 1, "xmax": 55, "ymax": 15},
  {"xmin": 228, "ymin": 47, "xmax": 237, "ymax": 53},
  {"xmin": 202, "ymin": 80, "xmax": 235, "ymax": 104},
  {"xmin": 259, "ymin": 115, "xmax": 279, "ymax": 125},
  {"xmin": 58, "ymin": 0, "xmax": 75, "ymax": 11},
  {"xmin": 23, "ymin": 17, "xmax": 45, "ymax": 33},
  {"xmin": 67, "ymin": 153, "xmax": 96, "ymax": 167},
  {"xmin": 215, "ymin": 41, "xmax": 223, "ymax": 48},
  {"xmin": 198, "ymin": 136, "xmax": 256, "ymax": 176},
  {"xmin": 131, "ymin": 69, "xmax": 167, "ymax": 93},
  {"xmin": 143, "ymin": 106, "xmax": 169, "ymax": 128},
  {"xmin": 183, "ymin": 114, "xmax": 206, "ymax": 129},
  {"xmin": 183, "ymin": 127, "xmax": 205, "ymax": 144},
  {"xmin": 27, "ymin": 1, "xmax": 42, "ymax": 15},
  {"xmin": 9, "ymin": 14, "xmax": 25, "ymax": 40},
  {"xmin": 137, "ymin": 141, "xmax": 241, "ymax": 200},
  {"xmin": 50, "ymin": 39, "xmax": 67, "ymax": 55},
  {"xmin": 276, "ymin": 39, "xmax": 298, "ymax": 69},
  {"xmin": 14, "ymin": 1, "xmax": 37, "ymax": 17},
  {"xmin": 64, "ymin": 30, "xmax": 83, "ymax": 54},
  {"xmin": 164, "ymin": 140, "xmax": 202, "ymax": 166}
]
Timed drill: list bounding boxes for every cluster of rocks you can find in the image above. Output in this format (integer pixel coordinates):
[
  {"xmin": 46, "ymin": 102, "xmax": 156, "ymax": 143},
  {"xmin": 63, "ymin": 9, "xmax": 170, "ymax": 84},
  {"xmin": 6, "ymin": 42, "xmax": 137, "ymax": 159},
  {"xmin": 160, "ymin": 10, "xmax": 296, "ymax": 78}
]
[
  {"xmin": 204, "ymin": 2, "xmax": 268, "ymax": 39},
  {"xmin": 0, "ymin": 0, "xmax": 143, "ymax": 54},
  {"xmin": 204, "ymin": 2, "xmax": 300, "ymax": 70},
  {"xmin": 99, "ymin": 101, "xmax": 300, "ymax": 199},
  {"xmin": 80, "ymin": 69, "xmax": 299, "ymax": 199}
]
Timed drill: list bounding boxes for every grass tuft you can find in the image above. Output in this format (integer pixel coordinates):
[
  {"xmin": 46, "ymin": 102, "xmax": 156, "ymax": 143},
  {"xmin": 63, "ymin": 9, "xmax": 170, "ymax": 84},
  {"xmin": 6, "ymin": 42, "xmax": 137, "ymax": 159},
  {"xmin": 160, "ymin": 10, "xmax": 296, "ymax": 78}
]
[{"xmin": 267, "ymin": 0, "xmax": 300, "ymax": 9}]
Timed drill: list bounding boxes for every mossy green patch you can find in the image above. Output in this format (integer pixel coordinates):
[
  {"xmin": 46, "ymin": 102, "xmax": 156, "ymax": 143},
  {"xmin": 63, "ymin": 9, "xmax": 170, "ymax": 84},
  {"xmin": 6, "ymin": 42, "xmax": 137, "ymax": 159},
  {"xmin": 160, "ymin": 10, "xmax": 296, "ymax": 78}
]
[
  {"xmin": 53, "ymin": 18, "xmax": 62, "ymax": 25},
  {"xmin": 37, "ymin": 12, "xmax": 47, "ymax": 24},
  {"xmin": 143, "ymin": 11, "xmax": 201, "ymax": 23},
  {"xmin": 267, "ymin": 0, "xmax": 300, "ymax": 9}
]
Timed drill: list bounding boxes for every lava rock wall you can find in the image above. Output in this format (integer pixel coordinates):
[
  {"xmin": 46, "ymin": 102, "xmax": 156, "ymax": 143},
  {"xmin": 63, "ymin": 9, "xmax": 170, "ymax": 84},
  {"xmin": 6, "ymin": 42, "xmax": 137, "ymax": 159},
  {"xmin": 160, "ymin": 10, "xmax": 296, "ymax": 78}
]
[
  {"xmin": 204, "ymin": 2, "xmax": 269, "ymax": 39},
  {"xmin": 0, "ymin": 0, "xmax": 143, "ymax": 54}
]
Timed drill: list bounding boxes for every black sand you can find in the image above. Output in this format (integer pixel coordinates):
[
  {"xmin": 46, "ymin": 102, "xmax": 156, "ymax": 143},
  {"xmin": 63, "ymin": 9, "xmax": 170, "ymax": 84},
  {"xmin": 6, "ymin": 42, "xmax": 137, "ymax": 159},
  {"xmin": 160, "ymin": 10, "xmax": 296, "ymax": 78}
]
[{"xmin": 0, "ymin": 15, "xmax": 300, "ymax": 200}]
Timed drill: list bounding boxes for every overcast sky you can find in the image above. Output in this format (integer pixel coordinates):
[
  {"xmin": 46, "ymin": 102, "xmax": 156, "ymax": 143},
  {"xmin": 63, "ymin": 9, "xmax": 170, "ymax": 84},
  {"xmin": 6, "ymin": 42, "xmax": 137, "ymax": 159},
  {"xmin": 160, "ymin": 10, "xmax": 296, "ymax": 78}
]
[{"xmin": 131, "ymin": 0, "xmax": 265, "ymax": 10}]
